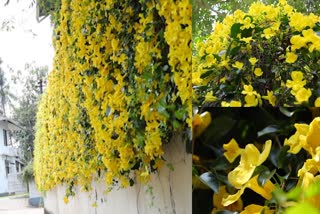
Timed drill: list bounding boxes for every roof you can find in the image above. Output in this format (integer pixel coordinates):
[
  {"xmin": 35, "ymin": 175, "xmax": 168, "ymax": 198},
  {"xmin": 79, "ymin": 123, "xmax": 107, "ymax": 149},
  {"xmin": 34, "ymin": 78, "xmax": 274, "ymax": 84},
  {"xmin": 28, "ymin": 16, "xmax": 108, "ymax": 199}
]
[{"xmin": 0, "ymin": 117, "xmax": 23, "ymax": 131}]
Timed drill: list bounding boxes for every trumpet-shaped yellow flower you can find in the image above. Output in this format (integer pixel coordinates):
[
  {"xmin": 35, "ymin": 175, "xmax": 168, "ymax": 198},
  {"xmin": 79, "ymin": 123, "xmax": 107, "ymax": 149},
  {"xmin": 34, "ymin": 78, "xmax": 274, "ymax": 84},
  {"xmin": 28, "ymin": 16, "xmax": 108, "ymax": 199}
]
[
  {"xmin": 284, "ymin": 123, "xmax": 309, "ymax": 154},
  {"xmin": 286, "ymin": 52, "xmax": 298, "ymax": 63},
  {"xmin": 295, "ymin": 87, "xmax": 312, "ymax": 104},
  {"xmin": 306, "ymin": 117, "xmax": 320, "ymax": 154},
  {"xmin": 212, "ymin": 185, "xmax": 243, "ymax": 213},
  {"xmin": 254, "ymin": 68, "xmax": 263, "ymax": 77},
  {"xmin": 193, "ymin": 111, "xmax": 212, "ymax": 138},
  {"xmin": 223, "ymin": 174, "xmax": 275, "ymax": 206},
  {"xmin": 204, "ymin": 92, "xmax": 217, "ymax": 103},
  {"xmin": 314, "ymin": 97, "xmax": 320, "ymax": 107},
  {"xmin": 240, "ymin": 204, "xmax": 273, "ymax": 214},
  {"xmin": 232, "ymin": 61, "xmax": 244, "ymax": 70},
  {"xmin": 262, "ymin": 90, "xmax": 276, "ymax": 107},
  {"xmin": 286, "ymin": 71, "xmax": 306, "ymax": 92},
  {"xmin": 228, "ymin": 140, "xmax": 272, "ymax": 188},
  {"xmin": 223, "ymin": 138, "xmax": 243, "ymax": 163},
  {"xmin": 249, "ymin": 57, "xmax": 258, "ymax": 66},
  {"xmin": 221, "ymin": 100, "xmax": 242, "ymax": 107}
]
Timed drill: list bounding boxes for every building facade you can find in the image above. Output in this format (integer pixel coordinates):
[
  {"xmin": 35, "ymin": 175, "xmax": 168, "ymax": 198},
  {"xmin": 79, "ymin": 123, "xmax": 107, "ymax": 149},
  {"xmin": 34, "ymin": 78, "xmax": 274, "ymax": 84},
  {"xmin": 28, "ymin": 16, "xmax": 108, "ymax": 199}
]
[{"xmin": 0, "ymin": 117, "xmax": 26, "ymax": 196}]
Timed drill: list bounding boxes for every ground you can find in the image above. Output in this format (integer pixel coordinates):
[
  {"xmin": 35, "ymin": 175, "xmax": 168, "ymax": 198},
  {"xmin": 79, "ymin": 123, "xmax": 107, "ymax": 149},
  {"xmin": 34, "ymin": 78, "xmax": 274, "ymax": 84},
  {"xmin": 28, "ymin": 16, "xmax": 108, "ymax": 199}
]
[{"xmin": 0, "ymin": 194, "xmax": 44, "ymax": 214}]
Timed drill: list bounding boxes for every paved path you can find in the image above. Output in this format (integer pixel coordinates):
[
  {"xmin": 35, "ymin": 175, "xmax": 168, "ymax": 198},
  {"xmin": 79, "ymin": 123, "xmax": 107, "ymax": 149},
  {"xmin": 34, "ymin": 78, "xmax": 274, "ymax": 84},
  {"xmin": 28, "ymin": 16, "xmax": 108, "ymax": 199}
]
[{"xmin": 0, "ymin": 195, "xmax": 44, "ymax": 214}]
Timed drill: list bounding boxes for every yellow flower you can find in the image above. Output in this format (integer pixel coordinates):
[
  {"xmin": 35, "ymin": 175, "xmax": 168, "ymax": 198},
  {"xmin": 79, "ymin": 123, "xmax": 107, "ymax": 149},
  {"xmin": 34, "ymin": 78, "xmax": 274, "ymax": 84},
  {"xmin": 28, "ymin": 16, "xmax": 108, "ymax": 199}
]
[
  {"xmin": 223, "ymin": 138, "xmax": 243, "ymax": 163},
  {"xmin": 249, "ymin": 57, "xmax": 258, "ymax": 66},
  {"xmin": 221, "ymin": 100, "xmax": 242, "ymax": 107},
  {"xmin": 242, "ymin": 84, "xmax": 255, "ymax": 96},
  {"xmin": 290, "ymin": 35, "xmax": 308, "ymax": 51},
  {"xmin": 286, "ymin": 71, "xmax": 306, "ymax": 92},
  {"xmin": 228, "ymin": 140, "xmax": 272, "ymax": 188},
  {"xmin": 232, "ymin": 61, "xmax": 244, "ymax": 70},
  {"xmin": 240, "ymin": 204, "xmax": 273, "ymax": 214},
  {"xmin": 222, "ymin": 175, "xmax": 275, "ymax": 206},
  {"xmin": 63, "ymin": 196, "xmax": 69, "ymax": 204},
  {"xmin": 286, "ymin": 52, "xmax": 298, "ymax": 63},
  {"xmin": 295, "ymin": 87, "xmax": 312, "ymax": 104},
  {"xmin": 254, "ymin": 67, "xmax": 263, "ymax": 77},
  {"xmin": 212, "ymin": 185, "xmax": 243, "ymax": 213},
  {"xmin": 193, "ymin": 111, "xmax": 212, "ymax": 138},
  {"xmin": 306, "ymin": 117, "xmax": 320, "ymax": 154},
  {"xmin": 284, "ymin": 123, "xmax": 309, "ymax": 154},
  {"xmin": 314, "ymin": 97, "xmax": 320, "ymax": 107},
  {"xmin": 262, "ymin": 90, "xmax": 276, "ymax": 107},
  {"xmin": 204, "ymin": 92, "xmax": 217, "ymax": 103}
]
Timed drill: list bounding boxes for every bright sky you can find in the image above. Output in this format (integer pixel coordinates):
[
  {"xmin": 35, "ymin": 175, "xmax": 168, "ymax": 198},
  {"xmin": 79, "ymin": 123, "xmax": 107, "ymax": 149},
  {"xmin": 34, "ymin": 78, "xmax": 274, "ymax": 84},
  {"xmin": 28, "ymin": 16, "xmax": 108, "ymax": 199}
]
[
  {"xmin": 0, "ymin": 0, "xmax": 54, "ymax": 72},
  {"xmin": 0, "ymin": 0, "xmax": 54, "ymax": 115}
]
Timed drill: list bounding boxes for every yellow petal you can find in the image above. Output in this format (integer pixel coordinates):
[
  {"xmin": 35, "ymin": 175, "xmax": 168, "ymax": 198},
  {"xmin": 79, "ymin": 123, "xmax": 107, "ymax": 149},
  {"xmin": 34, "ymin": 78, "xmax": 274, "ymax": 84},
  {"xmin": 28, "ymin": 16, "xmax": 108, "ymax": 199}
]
[
  {"xmin": 240, "ymin": 204, "xmax": 264, "ymax": 214},
  {"xmin": 306, "ymin": 117, "xmax": 320, "ymax": 153},
  {"xmin": 257, "ymin": 140, "xmax": 272, "ymax": 165},
  {"xmin": 228, "ymin": 163, "xmax": 256, "ymax": 188},
  {"xmin": 247, "ymin": 175, "xmax": 275, "ymax": 200},
  {"xmin": 222, "ymin": 187, "xmax": 245, "ymax": 206},
  {"xmin": 223, "ymin": 138, "xmax": 243, "ymax": 163}
]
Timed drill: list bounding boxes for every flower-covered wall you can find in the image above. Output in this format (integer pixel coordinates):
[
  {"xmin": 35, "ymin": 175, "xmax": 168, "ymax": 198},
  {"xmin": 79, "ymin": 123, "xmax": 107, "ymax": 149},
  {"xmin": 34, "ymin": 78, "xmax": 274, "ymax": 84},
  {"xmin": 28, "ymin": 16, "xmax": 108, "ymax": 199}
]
[{"xmin": 34, "ymin": 0, "xmax": 191, "ymax": 200}]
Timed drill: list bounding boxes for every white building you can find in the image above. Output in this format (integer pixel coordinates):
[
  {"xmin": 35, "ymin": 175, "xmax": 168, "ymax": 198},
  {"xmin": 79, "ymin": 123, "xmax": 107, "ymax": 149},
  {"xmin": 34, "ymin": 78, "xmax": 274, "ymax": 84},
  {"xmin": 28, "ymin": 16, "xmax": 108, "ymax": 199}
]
[{"xmin": 0, "ymin": 117, "xmax": 26, "ymax": 196}]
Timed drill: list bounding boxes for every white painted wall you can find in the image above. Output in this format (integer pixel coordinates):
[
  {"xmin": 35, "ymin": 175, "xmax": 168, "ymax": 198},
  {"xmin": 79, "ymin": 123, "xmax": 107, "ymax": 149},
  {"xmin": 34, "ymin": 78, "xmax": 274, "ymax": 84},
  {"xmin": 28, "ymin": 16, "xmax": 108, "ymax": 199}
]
[
  {"xmin": 8, "ymin": 172, "xmax": 27, "ymax": 194},
  {"xmin": 44, "ymin": 135, "xmax": 192, "ymax": 214},
  {"xmin": 0, "ymin": 156, "xmax": 8, "ymax": 194},
  {"xmin": 29, "ymin": 180, "xmax": 42, "ymax": 198}
]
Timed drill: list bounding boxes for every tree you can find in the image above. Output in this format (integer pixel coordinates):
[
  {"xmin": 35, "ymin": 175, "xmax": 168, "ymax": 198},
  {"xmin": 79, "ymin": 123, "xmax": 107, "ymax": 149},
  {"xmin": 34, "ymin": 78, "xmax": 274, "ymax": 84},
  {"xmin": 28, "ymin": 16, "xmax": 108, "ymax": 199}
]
[
  {"xmin": 12, "ymin": 64, "xmax": 48, "ymax": 162},
  {"xmin": 0, "ymin": 58, "xmax": 16, "ymax": 116}
]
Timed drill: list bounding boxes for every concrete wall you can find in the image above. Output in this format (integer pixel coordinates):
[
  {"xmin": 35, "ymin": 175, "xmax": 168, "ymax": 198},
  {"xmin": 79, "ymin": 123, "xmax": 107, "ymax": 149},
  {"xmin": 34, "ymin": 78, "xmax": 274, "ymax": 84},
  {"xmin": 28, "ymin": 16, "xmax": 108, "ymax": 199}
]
[
  {"xmin": 0, "ymin": 156, "xmax": 8, "ymax": 195},
  {"xmin": 44, "ymin": 135, "xmax": 191, "ymax": 214},
  {"xmin": 8, "ymin": 173, "xmax": 27, "ymax": 194}
]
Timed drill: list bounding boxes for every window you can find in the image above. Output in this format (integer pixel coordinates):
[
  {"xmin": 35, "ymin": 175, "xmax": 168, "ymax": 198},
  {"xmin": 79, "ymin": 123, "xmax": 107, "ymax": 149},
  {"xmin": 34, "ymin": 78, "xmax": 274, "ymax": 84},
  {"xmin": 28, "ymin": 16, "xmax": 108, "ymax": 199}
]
[
  {"xmin": 16, "ymin": 161, "xmax": 19, "ymax": 172},
  {"xmin": 5, "ymin": 160, "xmax": 9, "ymax": 176},
  {"xmin": 3, "ymin": 130, "xmax": 7, "ymax": 146}
]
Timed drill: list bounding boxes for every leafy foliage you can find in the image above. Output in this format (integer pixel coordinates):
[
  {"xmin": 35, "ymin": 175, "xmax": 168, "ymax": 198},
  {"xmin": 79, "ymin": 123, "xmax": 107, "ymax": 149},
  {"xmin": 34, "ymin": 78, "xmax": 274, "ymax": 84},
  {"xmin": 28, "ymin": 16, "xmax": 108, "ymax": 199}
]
[
  {"xmin": 193, "ymin": 107, "xmax": 320, "ymax": 213},
  {"xmin": 193, "ymin": 0, "xmax": 320, "ymax": 107}
]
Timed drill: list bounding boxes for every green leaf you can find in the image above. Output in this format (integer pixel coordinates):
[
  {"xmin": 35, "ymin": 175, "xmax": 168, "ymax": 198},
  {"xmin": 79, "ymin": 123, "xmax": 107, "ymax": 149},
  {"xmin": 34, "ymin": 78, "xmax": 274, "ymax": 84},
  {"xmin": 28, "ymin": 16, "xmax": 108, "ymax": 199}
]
[
  {"xmin": 272, "ymin": 188, "xmax": 287, "ymax": 204},
  {"xmin": 230, "ymin": 23, "xmax": 243, "ymax": 38},
  {"xmin": 278, "ymin": 145, "xmax": 290, "ymax": 168},
  {"xmin": 174, "ymin": 108, "xmax": 186, "ymax": 120},
  {"xmin": 215, "ymin": 211, "xmax": 238, "ymax": 214},
  {"xmin": 204, "ymin": 116, "xmax": 236, "ymax": 145},
  {"xmin": 200, "ymin": 69, "xmax": 213, "ymax": 79},
  {"xmin": 230, "ymin": 46, "xmax": 241, "ymax": 56},
  {"xmin": 286, "ymin": 186, "xmax": 302, "ymax": 201},
  {"xmin": 280, "ymin": 107, "xmax": 296, "ymax": 117},
  {"xmin": 199, "ymin": 172, "xmax": 219, "ymax": 193},
  {"xmin": 257, "ymin": 125, "xmax": 279, "ymax": 137},
  {"xmin": 173, "ymin": 120, "xmax": 181, "ymax": 129},
  {"xmin": 284, "ymin": 202, "xmax": 319, "ymax": 214},
  {"xmin": 257, "ymin": 168, "xmax": 276, "ymax": 186}
]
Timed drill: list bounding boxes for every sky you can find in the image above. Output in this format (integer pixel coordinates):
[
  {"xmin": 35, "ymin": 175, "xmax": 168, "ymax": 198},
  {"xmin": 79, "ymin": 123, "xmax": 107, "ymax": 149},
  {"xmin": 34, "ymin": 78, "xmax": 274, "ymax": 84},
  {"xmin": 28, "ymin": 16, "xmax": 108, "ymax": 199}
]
[
  {"xmin": 0, "ymin": 0, "xmax": 54, "ymax": 115},
  {"xmin": 0, "ymin": 0, "xmax": 54, "ymax": 73}
]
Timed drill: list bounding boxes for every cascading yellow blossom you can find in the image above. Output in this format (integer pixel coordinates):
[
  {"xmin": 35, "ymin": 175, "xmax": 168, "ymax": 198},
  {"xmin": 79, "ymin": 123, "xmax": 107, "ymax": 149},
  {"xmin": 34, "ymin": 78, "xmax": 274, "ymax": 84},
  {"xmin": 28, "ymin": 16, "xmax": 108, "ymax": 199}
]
[{"xmin": 34, "ymin": 0, "xmax": 192, "ymax": 198}]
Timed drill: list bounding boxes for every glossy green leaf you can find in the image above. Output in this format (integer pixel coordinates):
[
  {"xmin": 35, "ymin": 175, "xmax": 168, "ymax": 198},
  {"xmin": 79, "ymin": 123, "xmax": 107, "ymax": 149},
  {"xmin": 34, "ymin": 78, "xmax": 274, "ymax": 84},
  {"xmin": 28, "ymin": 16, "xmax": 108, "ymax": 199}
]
[
  {"xmin": 230, "ymin": 23, "xmax": 243, "ymax": 38},
  {"xmin": 199, "ymin": 172, "xmax": 219, "ymax": 193},
  {"xmin": 258, "ymin": 168, "xmax": 276, "ymax": 186},
  {"xmin": 280, "ymin": 107, "xmax": 296, "ymax": 117},
  {"xmin": 257, "ymin": 125, "xmax": 279, "ymax": 137}
]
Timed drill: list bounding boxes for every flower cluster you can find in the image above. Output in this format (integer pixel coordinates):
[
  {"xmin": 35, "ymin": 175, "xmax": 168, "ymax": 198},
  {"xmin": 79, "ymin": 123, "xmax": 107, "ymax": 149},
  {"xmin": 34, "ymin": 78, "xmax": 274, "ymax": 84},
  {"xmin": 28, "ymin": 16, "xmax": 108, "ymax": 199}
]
[
  {"xmin": 193, "ymin": 110, "xmax": 320, "ymax": 213},
  {"xmin": 193, "ymin": 0, "xmax": 320, "ymax": 107},
  {"xmin": 34, "ymin": 0, "xmax": 191, "ymax": 199}
]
